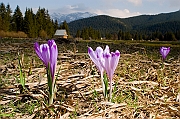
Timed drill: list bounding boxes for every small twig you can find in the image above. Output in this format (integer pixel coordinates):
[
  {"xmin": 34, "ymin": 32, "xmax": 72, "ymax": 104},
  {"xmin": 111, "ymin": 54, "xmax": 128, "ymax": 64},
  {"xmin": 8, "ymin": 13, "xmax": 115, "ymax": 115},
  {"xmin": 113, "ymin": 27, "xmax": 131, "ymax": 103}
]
[{"xmin": 71, "ymin": 81, "xmax": 86, "ymax": 101}]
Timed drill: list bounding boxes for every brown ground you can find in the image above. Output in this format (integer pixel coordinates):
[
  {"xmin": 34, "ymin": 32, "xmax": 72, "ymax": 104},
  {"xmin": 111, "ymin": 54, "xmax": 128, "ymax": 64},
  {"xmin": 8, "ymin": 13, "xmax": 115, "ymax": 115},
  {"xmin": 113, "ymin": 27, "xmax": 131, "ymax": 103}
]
[{"xmin": 0, "ymin": 39, "xmax": 180, "ymax": 119}]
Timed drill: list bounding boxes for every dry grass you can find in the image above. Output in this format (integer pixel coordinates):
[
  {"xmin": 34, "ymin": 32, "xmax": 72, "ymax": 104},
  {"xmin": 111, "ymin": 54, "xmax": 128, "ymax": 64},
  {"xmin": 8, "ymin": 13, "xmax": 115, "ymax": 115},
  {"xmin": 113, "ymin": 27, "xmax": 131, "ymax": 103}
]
[
  {"xmin": 0, "ymin": 31, "xmax": 27, "ymax": 38},
  {"xmin": 0, "ymin": 39, "xmax": 180, "ymax": 119}
]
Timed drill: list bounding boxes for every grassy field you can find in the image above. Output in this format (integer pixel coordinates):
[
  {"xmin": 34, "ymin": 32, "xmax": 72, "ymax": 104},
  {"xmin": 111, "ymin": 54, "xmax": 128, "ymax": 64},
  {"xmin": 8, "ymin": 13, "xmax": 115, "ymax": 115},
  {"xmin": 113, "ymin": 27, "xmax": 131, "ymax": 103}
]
[
  {"xmin": 0, "ymin": 38, "xmax": 180, "ymax": 119},
  {"xmin": 75, "ymin": 39, "xmax": 180, "ymax": 60}
]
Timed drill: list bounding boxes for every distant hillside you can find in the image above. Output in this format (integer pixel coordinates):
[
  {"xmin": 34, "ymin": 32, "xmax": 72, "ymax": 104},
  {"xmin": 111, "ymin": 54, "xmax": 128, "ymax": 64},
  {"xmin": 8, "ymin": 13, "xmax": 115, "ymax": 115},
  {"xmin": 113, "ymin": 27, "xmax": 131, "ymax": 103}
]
[
  {"xmin": 68, "ymin": 15, "xmax": 127, "ymax": 36},
  {"xmin": 68, "ymin": 10, "xmax": 180, "ymax": 36}
]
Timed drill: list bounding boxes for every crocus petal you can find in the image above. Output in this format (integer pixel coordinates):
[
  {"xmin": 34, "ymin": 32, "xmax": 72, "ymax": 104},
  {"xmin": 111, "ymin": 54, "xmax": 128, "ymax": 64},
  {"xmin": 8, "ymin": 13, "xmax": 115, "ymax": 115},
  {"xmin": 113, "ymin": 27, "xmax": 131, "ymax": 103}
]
[
  {"xmin": 111, "ymin": 50, "xmax": 120, "ymax": 74},
  {"xmin": 48, "ymin": 40, "xmax": 58, "ymax": 80},
  {"xmin": 95, "ymin": 47, "xmax": 104, "ymax": 72},
  {"xmin": 88, "ymin": 47, "xmax": 104, "ymax": 72},
  {"xmin": 160, "ymin": 47, "xmax": 170, "ymax": 60},
  {"xmin": 95, "ymin": 47, "xmax": 103, "ymax": 59},
  {"xmin": 88, "ymin": 47, "xmax": 99, "ymax": 66},
  {"xmin": 101, "ymin": 49, "xmax": 120, "ymax": 81},
  {"xmin": 40, "ymin": 44, "xmax": 50, "ymax": 67},
  {"xmin": 34, "ymin": 42, "xmax": 43, "ymax": 62},
  {"xmin": 104, "ymin": 45, "xmax": 110, "ymax": 54},
  {"xmin": 103, "ymin": 52, "xmax": 112, "ymax": 80},
  {"xmin": 34, "ymin": 42, "xmax": 50, "ymax": 67}
]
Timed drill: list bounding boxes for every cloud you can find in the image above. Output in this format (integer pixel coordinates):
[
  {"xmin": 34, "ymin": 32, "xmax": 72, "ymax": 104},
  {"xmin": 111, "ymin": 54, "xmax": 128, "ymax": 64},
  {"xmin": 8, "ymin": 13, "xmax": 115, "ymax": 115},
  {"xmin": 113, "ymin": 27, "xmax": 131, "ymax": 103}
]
[
  {"xmin": 49, "ymin": 2, "xmax": 141, "ymax": 18},
  {"xmin": 146, "ymin": 0, "xmax": 180, "ymax": 7},
  {"xmin": 95, "ymin": 9, "xmax": 141, "ymax": 18},
  {"xmin": 168, "ymin": 0, "xmax": 180, "ymax": 7},
  {"xmin": 49, "ymin": 3, "xmax": 91, "ymax": 14},
  {"xmin": 127, "ymin": 0, "xmax": 142, "ymax": 5}
]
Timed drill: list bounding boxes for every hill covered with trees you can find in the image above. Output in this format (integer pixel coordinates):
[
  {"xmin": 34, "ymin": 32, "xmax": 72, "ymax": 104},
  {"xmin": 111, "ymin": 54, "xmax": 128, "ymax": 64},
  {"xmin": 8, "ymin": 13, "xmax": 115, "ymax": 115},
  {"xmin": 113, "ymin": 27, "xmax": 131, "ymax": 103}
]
[{"xmin": 68, "ymin": 10, "xmax": 180, "ymax": 41}]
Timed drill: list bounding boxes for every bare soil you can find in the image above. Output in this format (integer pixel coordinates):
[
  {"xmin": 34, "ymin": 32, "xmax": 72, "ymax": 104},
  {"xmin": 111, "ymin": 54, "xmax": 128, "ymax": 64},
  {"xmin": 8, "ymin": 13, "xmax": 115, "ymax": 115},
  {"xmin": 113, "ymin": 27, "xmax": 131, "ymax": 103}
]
[{"xmin": 0, "ymin": 39, "xmax": 180, "ymax": 119}]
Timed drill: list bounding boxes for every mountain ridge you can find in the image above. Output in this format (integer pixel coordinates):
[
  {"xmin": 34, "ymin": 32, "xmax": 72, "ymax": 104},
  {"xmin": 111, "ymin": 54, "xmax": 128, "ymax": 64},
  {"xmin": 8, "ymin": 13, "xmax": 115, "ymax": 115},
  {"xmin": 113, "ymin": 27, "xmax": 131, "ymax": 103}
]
[{"xmin": 68, "ymin": 10, "xmax": 180, "ymax": 36}]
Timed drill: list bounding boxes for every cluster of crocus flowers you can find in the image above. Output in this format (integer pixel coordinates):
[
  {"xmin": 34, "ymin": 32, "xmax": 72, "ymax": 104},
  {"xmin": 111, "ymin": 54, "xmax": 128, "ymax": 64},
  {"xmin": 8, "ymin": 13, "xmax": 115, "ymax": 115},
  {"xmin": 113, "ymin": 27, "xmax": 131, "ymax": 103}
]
[
  {"xmin": 160, "ymin": 47, "xmax": 170, "ymax": 61},
  {"xmin": 88, "ymin": 45, "xmax": 120, "ymax": 101},
  {"xmin": 88, "ymin": 46, "xmax": 106, "ymax": 97},
  {"xmin": 34, "ymin": 40, "xmax": 58, "ymax": 105}
]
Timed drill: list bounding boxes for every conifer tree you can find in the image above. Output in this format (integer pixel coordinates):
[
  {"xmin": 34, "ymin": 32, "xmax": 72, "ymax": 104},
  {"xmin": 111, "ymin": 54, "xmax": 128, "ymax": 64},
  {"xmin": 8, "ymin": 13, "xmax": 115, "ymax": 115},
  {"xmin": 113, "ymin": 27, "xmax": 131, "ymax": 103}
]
[
  {"xmin": 36, "ymin": 8, "xmax": 55, "ymax": 38},
  {"xmin": 36, "ymin": 7, "xmax": 44, "ymax": 36},
  {"xmin": 24, "ymin": 8, "xmax": 36, "ymax": 37},
  {"xmin": 60, "ymin": 21, "xmax": 70, "ymax": 37},
  {"xmin": 125, "ymin": 32, "xmax": 132, "ymax": 40},
  {"xmin": 118, "ymin": 30, "xmax": 122, "ymax": 40},
  {"xmin": 5, "ymin": 4, "xmax": 12, "ymax": 31},
  {"xmin": 44, "ymin": 10, "xmax": 54, "ymax": 38},
  {"xmin": 0, "ymin": 16, "xmax": 3, "ymax": 30},
  {"xmin": 97, "ymin": 30, "xmax": 101, "ymax": 39},
  {"xmin": 0, "ymin": 3, "xmax": 12, "ymax": 31},
  {"xmin": 75, "ymin": 30, "xmax": 81, "ymax": 38},
  {"xmin": 12, "ymin": 5, "xmax": 23, "ymax": 32},
  {"xmin": 54, "ymin": 19, "xmax": 59, "ymax": 32},
  {"xmin": 0, "ymin": 3, "xmax": 6, "ymax": 31}
]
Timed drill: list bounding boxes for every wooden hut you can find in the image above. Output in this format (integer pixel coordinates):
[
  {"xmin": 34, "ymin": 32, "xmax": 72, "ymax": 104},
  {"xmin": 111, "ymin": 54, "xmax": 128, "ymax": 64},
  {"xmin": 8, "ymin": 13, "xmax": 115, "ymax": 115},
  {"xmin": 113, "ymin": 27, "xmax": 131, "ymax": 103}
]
[{"xmin": 54, "ymin": 29, "xmax": 68, "ymax": 39}]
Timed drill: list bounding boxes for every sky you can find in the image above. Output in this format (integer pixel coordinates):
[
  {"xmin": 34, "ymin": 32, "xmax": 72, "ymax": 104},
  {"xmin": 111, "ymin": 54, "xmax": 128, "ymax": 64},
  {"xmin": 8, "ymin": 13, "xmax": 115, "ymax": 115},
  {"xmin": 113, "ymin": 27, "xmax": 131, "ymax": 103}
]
[{"xmin": 1, "ymin": 0, "xmax": 180, "ymax": 18}]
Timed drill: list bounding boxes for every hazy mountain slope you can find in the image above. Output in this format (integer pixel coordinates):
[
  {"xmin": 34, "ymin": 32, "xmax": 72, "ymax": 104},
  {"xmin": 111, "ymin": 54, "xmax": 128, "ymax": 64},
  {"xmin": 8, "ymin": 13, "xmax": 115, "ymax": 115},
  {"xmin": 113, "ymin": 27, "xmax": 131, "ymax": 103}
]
[{"xmin": 68, "ymin": 10, "xmax": 180, "ymax": 36}]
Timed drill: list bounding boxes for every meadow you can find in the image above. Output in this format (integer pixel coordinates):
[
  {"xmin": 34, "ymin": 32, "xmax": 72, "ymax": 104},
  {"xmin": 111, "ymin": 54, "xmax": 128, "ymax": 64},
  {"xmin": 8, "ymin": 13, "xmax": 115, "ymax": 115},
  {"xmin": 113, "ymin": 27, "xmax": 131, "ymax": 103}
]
[{"xmin": 0, "ymin": 38, "xmax": 180, "ymax": 119}]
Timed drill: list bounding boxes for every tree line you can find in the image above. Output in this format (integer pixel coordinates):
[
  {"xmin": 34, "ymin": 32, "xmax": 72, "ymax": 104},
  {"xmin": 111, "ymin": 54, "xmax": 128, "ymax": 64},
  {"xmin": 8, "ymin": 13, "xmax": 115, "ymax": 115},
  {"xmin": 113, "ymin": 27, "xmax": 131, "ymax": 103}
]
[{"xmin": 73, "ymin": 27, "xmax": 179, "ymax": 41}]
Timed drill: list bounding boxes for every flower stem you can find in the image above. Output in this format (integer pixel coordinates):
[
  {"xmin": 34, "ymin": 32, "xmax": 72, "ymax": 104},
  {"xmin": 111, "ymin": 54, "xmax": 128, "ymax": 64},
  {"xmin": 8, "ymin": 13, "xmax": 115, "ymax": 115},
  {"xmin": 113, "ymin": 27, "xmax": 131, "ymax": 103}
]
[
  {"xmin": 49, "ymin": 92, "xmax": 54, "ymax": 105},
  {"xmin": 109, "ymin": 78, "xmax": 112, "ymax": 102},
  {"xmin": 100, "ymin": 72, "xmax": 105, "ymax": 98}
]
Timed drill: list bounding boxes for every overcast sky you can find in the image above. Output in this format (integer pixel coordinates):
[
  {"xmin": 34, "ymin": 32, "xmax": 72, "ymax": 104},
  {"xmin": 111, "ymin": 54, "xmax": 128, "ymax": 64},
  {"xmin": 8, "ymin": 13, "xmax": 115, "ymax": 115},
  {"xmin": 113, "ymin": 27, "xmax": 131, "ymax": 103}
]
[{"xmin": 1, "ymin": 0, "xmax": 180, "ymax": 18}]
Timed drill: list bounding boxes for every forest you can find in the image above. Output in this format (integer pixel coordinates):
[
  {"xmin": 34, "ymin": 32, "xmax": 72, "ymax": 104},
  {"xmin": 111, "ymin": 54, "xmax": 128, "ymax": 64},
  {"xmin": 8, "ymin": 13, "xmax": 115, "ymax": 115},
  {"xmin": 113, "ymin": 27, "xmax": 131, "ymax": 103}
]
[{"xmin": 0, "ymin": 3, "xmax": 60, "ymax": 38}]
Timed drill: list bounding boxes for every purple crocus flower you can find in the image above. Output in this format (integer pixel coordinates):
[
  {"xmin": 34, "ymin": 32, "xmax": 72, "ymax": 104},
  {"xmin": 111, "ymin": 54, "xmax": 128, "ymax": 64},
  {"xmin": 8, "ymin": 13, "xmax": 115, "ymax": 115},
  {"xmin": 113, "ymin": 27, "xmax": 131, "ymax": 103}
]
[
  {"xmin": 34, "ymin": 40, "xmax": 58, "ymax": 81},
  {"xmin": 100, "ymin": 45, "xmax": 120, "ymax": 100},
  {"xmin": 88, "ymin": 46, "xmax": 105, "ymax": 74},
  {"xmin": 160, "ymin": 47, "xmax": 170, "ymax": 60},
  {"xmin": 88, "ymin": 46, "xmax": 108, "ymax": 97}
]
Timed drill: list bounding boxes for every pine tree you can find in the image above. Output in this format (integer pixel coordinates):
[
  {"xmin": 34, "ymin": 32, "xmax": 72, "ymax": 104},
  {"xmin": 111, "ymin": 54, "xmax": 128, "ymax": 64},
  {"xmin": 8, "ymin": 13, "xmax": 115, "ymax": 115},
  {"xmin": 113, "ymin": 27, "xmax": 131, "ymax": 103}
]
[
  {"xmin": 12, "ymin": 5, "xmax": 23, "ymax": 32},
  {"xmin": 60, "ymin": 21, "xmax": 70, "ymax": 37},
  {"xmin": 118, "ymin": 30, "xmax": 122, "ymax": 40},
  {"xmin": 80, "ymin": 28, "xmax": 89, "ymax": 40},
  {"xmin": 97, "ymin": 30, "xmax": 101, "ymax": 39},
  {"xmin": 125, "ymin": 32, "xmax": 132, "ymax": 40},
  {"xmin": 35, "ymin": 8, "xmax": 55, "ymax": 38},
  {"xmin": 0, "ymin": 3, "xmax": 6, "ymax": 31},
  {"xmin": 0, "ymin": 16, "xmax": 3, "ymax": 30},
  {"xmin": 175, "ymin": 30, "xmax": 180, "ymax": 40},
  {"xmin": 134, "ymin": 32, "xmax": 139, "ymax": 40},
  {"xmin": 0, "ymin": 3, "xmax": 12, "ymax": 31},
  {"xmin": 36, "ymin": 7, "xmax": 44, "ymax": 37},
  {"xmin": 75, "ymin": 30, "xmax": 81, "ymax": 38},
  {"xmin": 24, "ymin": 8, "xmax": 36, "ymax": 37},
  {"xmin": 54, "ymin": 19, "xmax": 59, "ymax": 33},
  {"xmin": 139, "ymin": 33, "xmax": 142, "ymax": 40},
  {"xmin": 5, "ymin": 4, "xmax": 12, "ymax": 31},
  {"xmin": 44, "ymin": 10, "xmax": 54, "ymax": 38},
  {"xmin": 164, "ymin": 32, "xmax": 177, "ymax": 41}
]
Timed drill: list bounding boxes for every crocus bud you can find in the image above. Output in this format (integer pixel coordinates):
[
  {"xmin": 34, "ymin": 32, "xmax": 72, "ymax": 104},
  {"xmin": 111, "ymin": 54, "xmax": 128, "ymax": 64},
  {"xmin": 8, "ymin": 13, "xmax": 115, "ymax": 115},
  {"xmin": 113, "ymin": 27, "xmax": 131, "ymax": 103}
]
[
  {"xmin": 34, "ymin": 40, "xmax": 58, "ymax": 80},
  {"xmin": 160, "ymin": 47, "xmax": 170, "ymax": 60}
]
